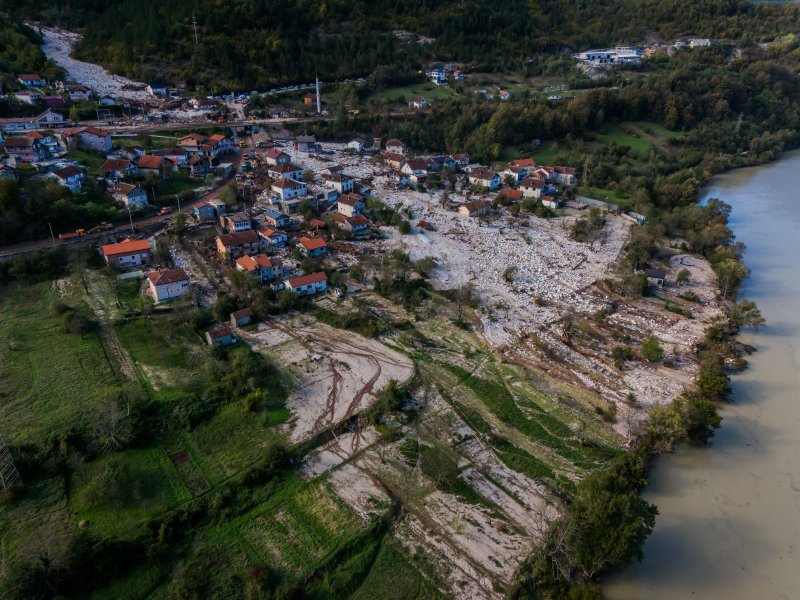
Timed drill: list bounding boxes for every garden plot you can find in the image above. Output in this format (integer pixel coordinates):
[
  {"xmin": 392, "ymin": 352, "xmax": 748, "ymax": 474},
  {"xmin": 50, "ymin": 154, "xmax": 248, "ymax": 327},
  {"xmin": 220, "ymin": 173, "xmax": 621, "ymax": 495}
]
[{"xmin": 237, "ymin": 315, "xmax": 414, "ymax": 442}]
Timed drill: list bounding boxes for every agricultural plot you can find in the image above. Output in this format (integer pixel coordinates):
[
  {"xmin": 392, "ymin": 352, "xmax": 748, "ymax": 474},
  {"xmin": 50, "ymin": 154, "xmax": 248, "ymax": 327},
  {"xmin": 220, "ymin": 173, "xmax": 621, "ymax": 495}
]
[{"xmin": 0, "ymin": 281, "xmax": 117, "ymax": 446}]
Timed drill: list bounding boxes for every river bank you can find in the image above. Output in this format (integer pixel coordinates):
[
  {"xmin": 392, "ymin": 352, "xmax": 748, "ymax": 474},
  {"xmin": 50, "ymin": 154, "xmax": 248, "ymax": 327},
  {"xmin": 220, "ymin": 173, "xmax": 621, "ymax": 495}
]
[{"xmin": 603, "ymin": 151, "xmax": 800, "ymax": 598}]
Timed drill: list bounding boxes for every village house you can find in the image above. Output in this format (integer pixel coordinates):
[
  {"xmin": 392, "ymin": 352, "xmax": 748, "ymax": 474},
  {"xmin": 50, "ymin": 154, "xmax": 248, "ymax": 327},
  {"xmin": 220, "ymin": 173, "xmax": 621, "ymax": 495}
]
[
  {"xmin": 146, "ymin": 83, "xmax": 168, "ymax": 96},
  {"xmin": 116, "ymin": 146, "xmax": 146, "ymax": 161},
  {"xmin": 268, "ymin": 163, "xmax": 304, "ymax": 181},
  {"xmin": 271, "ymin": 177, "xmax": 307, "ymax": 200},
  {"xmin": 458, "ymin": 199, "xmax": 491, "ymax": 218},
  {"xmin": 502, "ymin": 166, "xmax": 527, "ymax": 183},
  {"xmin": 520, "ymin": 177, "xmax": 546, "ymax": 199},
  {"xmin": 468, "ymin": 169, "xmax": 501, "ymax": 190},
  {"xmin": 189, "ymin": 97, "xmax": 218, "ymax": 111},
  {"xmin": 541, "ymin": 195, "xmax": 562, "ymax": 210},
  {"xmin": 101, "ymin": 239, "xmax": 152, "ymax": 267},
  {"xmin": 264, "ymin": 148, "xmax": 290, "ymax": 165},
  {"xmin": 401, "ymin": 159, "xmax": 428, "ymax": 177},
  {"xmin": 223, "ymin": 212, "xmax": 252, "ymax": 233},
  {"xmin": 531, "ymin": 166, "xmax": 554, "ymax": 180},
  {"xmin": 111, "ymin": 183, "xmax": 149, "ymax": 207},
  {"xmin": 643, "ymin": 267, "xmax": 667, "ymax": 287},
  {"xmin": 257, "ymin": 226, "xmax": 288, "ymax": 248},
  {"xmin": 14, "ymin": 90, "xmax": 43, "ymax": 105},
  {"xmin": 206, "ymin": 326, "xmax": 235, "ymax": 346},
  {"xmin": 47, "ymin": 166, "xmax": 84, "ymax": 191},
  {"xmin": 552, "ymin": 166, "xmax": 577, "ymax": 185},
  {"xmin": 207, "ymin": 133, "xmax": 236, "ymax": 156},
  {"xmin": 65, "ymin": 85, "xmax": 91, "ymax": 102},
  {"xmin": 320, "ymin": 164, "xmax": 345, "ymax": 177},
  {"xmin": 331, "ymin": 213, "xmax": 370, "ymax": 235},
  {"xmin": 193, "ymin": 199, "xmax": 226, "ymax": 222},
  {"xmin": 17, "ymin": 73, "xmax": 46, "ymax": 87},
  {"xmin": 137, "ymin": 155, "xmax": 173, "ymax": 178},
  {"xmin": 0, "ymin": 109, "xmax": 64, "ymax": 133},
  {"xmin": 337, "ymin": 193, "xmax": 365, "ymax": 217},
  {"xmin": 324, "ymin": 173, "xmax": 354, "ymax": 194},
  {"xmin": 102, "ymin": 158, "xmax": 138, "ymax": 180},
  {"xmin": 62, "ymin": 126, "xmax": 113, "ymax": 152},
  {"xmin": 188, "ymin": 154, "xmax": 213, "ymax": 176},
  {"xmin": 236, "ymin": 254, "xmax": 283, "ymax": 283},
  {"xmin": 347, "ymin": 137, "xmax": 365, "ymax": 152},
  {"xmin": 298, "ymin": 236, "xmax": 328, "ymax": 257},
  {"xmin": 409, "ymin": 96, "xmax": 430, "ymax": 110},
  {"xmin": 153, "ymin": 148, "xmax": 189, "ymax": 164},
  {"xmin": 2, "ymin": 137, "xmax": 48, "ymax": 162},
  {"xmin": 385, "ymin": 139, "xmax": 407, "ymax": 155},
  {"xmin": 510, "ymin": 157, "xmax": 537, "ymax": 169},
  {"xmin": 262, "ymin": 209, "xmax": 291, "ymax": 229},
  {"xmin": 97, "ymin": 95, "xmax": 116, "ymax": 107},
  {"xmin": 230, "ymin": 307, "xmax": 253, "ymax": 327},
  {"xmin": 286, "ymin": 272, "xmax": 328, "ymax": 295},
  {"xmin": 216, "ymin": 230, "xmax": 260, "ymax": 259},
  {"xmin": 294, "ymin": 135, "xmax": 317, "ymax": 152},
  {"xmin": 450, "ymin": 153, "xmax": 470, "ymax": 167},
  {"xmin": 147, "ymin": 268, "xmax": 190, "ymax": 303},
  {"xmin": 381, "ymin": 152, "xmax": 406, "ymax": 171}
]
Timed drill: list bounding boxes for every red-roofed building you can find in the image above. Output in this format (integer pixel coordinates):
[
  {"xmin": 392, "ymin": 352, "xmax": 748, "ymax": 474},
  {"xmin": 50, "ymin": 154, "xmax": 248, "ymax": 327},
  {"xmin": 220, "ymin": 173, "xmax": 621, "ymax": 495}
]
[
  {"xmin": 230, "ymin": 307, "xmax": 253, "ymax": 327},
  {"xmin": 520, "ymin": 177, "xmax": 546, "ymax": 199},
  {"xmin": 286, "ymin": 272, "xmax": 327, "ymax": 295},
  {"xmin": 510, "ymin": 158, "xmax": 536, "ymax": 168},
  {"xmin": 102, "ymin": 158, "xmax": 137, "ymax": 180},
  {"xmin": 62, "ymin": 126, "xmax": 112, "ymax": 152},
  {"xmin": 498, "ymin": 188, "xmax": 523, "ymax": 203},
  {"xmin": 137, "ymin": 155, "xmax": 173, "ymax": 178},
  {"xmin": 552, "ymin": 166, "xmax": 577, "ymax": 185},
  {"xmin": 235, "ymin": 254, "xmax": 282, "ymax": 282},
  {"xmin": 271, "ymin": 177, "xmax": 306, "ymax": 200},
  {"xmin": 101, "ymin": 239, "xmax": 152, "ymax": 267},
  {"xmin": 331, "ymin": 213, "xmax": 370, "ymax": 234},
  {"xmin": 298, "ymin": 236, "xmax": 328, "ymax": 257},
  {"xmin": 337, "ymin": 193, "xmax": 365, "ymax": 217},
  {"xmin": 458, "ymin": 200, "xmax": 491, "ymax": 218},
  {"xmin": 18, "ymin": 73, "xmax": 46, "ymax": 87},
  {"xmin": 147, "ymin": 268, "xmax": 190, "ymax": 302},
  {"xmin": 385, "ymin": 139, "xmax": 407, "ymax": 155},
  {"xmin": 216, "ymin": 230, "xmax": 260, "ymax": 259},
  {"xmin": 264, "ymin": 148, "xmax": 290, "ymax": 165}
]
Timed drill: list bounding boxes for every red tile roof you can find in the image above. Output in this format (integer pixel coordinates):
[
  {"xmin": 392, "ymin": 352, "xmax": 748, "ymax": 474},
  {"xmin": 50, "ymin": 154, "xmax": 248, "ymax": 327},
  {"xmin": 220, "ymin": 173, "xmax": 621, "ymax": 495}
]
[
  {"xmin": 287, "ymin": 272, "xmax": 327, "ymax": 287},
  {"xmin": 101, "ymin": 239, "xmax": 151, "ymax": 257},
  {"xmin": 236, "ymin": 254, "xmax": 273, "ymax": 272},
  {"xmin": 299, "ymin": 236, "xmax": 327, "ymax": 251},
  {"xmin": 338, "ymin": 193, "xmax": 363, "ymax": 207},
  {"xmin": 510, "ymin": 158, "xmax": 536, "ymax": 168},
  {"xmin": 137, "ymin": 155, "xmax": 167, "ymax": 169},
  {"xmin": 218, "ymin": 230, "xmax": 259, "ymax": 247},
  {"xmin": 147, "ymin": 268, "xmax": 189, "ymax": 286},
  {"xmin": 103, "ymin": 159, "xmax": 131, "ymax": 171}
]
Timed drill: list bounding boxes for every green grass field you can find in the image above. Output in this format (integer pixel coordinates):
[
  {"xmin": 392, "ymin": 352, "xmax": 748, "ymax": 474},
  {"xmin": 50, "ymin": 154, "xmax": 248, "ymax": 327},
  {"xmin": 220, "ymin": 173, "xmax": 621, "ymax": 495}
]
[
  {"xmin": 66, "ymin": 149, "xmax": 107, "ymax": 176},
  {"xmin": 373, "ymin": 82, "xmax": 458, "ymax": 103},
  {"xmin": 0, "ymin": 281, "xmax": 118, "ymax": 446}
]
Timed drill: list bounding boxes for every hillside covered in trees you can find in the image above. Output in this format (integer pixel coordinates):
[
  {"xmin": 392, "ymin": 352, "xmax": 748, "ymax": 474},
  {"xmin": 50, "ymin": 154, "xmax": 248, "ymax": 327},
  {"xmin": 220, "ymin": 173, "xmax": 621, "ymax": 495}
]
[{"xmin": 10, "ymin": 0, "xmax": 800, "ymax": 88}]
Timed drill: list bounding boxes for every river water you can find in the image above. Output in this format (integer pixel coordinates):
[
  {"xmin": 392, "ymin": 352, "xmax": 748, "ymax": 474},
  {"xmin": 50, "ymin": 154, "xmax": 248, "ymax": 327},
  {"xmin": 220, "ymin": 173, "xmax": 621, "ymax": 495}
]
[{"xmin": 604, "ymin": 153, "xmax": 800, "ymax": 599}]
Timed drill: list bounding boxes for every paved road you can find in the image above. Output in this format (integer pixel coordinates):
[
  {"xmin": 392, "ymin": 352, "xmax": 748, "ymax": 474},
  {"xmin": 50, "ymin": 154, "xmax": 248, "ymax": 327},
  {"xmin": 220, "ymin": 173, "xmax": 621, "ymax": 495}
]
[{"xmin": 0, "ymin": 183, "xmax": 227, "ymax": 258}]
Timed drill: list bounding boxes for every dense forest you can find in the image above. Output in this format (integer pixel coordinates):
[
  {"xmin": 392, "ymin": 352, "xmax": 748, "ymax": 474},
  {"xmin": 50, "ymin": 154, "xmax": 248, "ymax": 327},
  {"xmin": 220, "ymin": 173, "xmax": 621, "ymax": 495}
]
[
  {"xmin": 0, "ymin": 16, "xmax": 63, "ymax": 89},
  {"xmin": 9, "ymin": 0, "xmax": 800, "ymax": 88}
]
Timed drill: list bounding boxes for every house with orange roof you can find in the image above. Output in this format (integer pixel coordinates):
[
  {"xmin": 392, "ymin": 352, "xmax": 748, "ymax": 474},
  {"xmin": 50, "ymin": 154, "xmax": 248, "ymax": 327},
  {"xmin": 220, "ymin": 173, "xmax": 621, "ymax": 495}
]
[
  {"xmin": 101, "ymin": 239, "xmax": 152, "ymax": 267},
  {"xmin": 235, "ymin": 254, "xmax": 283, "ymax": 283},
  {"xmin": 285, "ymin": 272, "xmax": 327, "ymax": 295},
  {"xmin": 298, "ymin": 236, "xmax": 328, "ymax": 257}
]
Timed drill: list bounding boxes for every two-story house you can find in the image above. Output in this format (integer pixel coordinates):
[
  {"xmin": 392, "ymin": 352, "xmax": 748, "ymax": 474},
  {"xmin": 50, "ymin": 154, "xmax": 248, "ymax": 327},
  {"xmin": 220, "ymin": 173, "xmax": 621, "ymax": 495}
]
[
  {"xmin": 147, "ymin": 268, "xmax": 190, "ymax": 303},
  {"xmin": 285, "ymin": 272, "xmax": 327, "ymax": 295},
  {"xmin": 47, "ymin": 166, "xmax": 84, "ymax": 191},
  {"xmin": 271, "ymin": 177, "xmax": 306, "ymax": 200},
  {"xmin": 337, "ymin": 193, "xmax": 365, "ymax": 217},
  {"xmin": 101, "ymin": 239, "xmax": 152, "ymax": 267},
  {"xmin": 111, "ymin": 183, "xmax": 149, "ymax": 207},
  {"xmin": 216, "ymin": 230, "xmax": 261, "ymax": 259}
]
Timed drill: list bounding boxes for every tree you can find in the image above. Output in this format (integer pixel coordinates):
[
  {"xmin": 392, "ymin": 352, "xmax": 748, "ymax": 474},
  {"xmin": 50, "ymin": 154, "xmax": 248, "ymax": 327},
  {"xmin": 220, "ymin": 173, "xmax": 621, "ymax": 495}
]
[
  {"xmin": 640, "ymin": 337, "xmax": 663, "ymax": 362},
  {"xmin": 716, "ymin": 259, "xmax": 747, "ymax": 298},
  {"xmin": 172, "ymin": 212, "xmax": 187, "ymax": 237},
  {"xmin": 69, "ymin": 104, "xmax": 80, "ymax": 123},
  {"xmin": 398, "ymin": 220, "xmax": 411, "ymax": 234},
  {"xmin": 676, "ymin": 268, "xmax": 691, "ymax": 284},
  {"xmin": 730, "ymin": 299, "xmax": 765, "ymax": 330},
  {"xmin": 220, "ymin": 182, "xmax": 238, "ymax": 208}
]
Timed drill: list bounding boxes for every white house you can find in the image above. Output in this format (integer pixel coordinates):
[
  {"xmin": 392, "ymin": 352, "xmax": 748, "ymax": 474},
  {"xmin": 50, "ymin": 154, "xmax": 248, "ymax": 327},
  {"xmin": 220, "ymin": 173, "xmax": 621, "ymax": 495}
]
[
  {"xmin": 520, "ymin": 177, "xmax": 546, "ymax": 199},
  {"xmin": 47, "ymin": 166, "xmax": 84, "ymax": 191},
  {"xmin": 409, "ymin": 96, "xmax": 430, "ymax": 109},
  {"xmin": 552, "ymin": 166, "xmax": 577, "ymax": 186},
  {"xmin": 268, "ymin": 163, "xmax": 304, "ymax": 181},
  {"xmin": 257, "ymin": 226, "xmax": 288, "ymax": 248},
  {"xmin": 0, "ymin": 109, "xmax": 64, "ymax": 133},
  {"xmin": 337, "ymin": 193, "xmax": 365, "ymax": 217},
  {"xmin": 271, "ymin": 177, "xmax": 307, "ymax": 200},
  {"xmin": 324, "ymin": 173, "xmax": 354, "ymax": 194},
  {"xmin": 467, "ymin": 169, "xmax": 501, "ymax": 190},
  {"xmin": 101, "ymin": 239, "xmax": 152, "ymax": 267},
  {"xmin": 62, "ymin": 126, "xmax": 113, "ymax": 152},
  {"xmin": 112, "ymin": 183, "xmax": 149, "ymax": 207},
  {"xmin": 235, "ymin": 254, "xmax": 283, "ymax": 283},
  {"xmin": 385, "ymin": 139, "xmax": 407, "ymax": 155},
  {"xmin": 286, "ymin": 272, "xmax": 328, "ymax": 295},
  {"xmin": 223, "ymin": 212, "xmax": 252, "ymax": 233},
  {"xmin": 348, "ymin": 137, "xmax": 365, "ymax": 152},
  {"xmin": 147, "ymin": 268, "xmax": 190, "ymax": 302},
  {"xmin": 17, "ymin": 73, "xmax": 46, "ymax": 87},
  {"xmin": 264, "ymin": 148, "xmax": 290, "ymax": 165}
]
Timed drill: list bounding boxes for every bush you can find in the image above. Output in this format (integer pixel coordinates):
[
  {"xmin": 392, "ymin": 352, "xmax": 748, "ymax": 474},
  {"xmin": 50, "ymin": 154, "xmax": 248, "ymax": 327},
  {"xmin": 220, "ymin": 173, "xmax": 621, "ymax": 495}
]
[{"xmin": 640, "ymin": 337, "xmax": 663, "ymax": 362}]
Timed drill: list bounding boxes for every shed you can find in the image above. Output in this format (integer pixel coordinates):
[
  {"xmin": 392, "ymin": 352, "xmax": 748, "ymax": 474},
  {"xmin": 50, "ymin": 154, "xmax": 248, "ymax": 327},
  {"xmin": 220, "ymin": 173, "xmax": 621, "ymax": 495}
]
[{"xmin": 230, "ymin": 307, "xmax": 253, "ymax": 327}]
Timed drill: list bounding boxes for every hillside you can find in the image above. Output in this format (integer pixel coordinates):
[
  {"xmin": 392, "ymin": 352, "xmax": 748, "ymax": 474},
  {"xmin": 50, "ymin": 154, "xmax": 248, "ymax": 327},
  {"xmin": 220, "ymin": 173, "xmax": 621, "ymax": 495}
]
[{"xmin": 10, "ymin": 0, "xmax": 800, "ymax": 88}]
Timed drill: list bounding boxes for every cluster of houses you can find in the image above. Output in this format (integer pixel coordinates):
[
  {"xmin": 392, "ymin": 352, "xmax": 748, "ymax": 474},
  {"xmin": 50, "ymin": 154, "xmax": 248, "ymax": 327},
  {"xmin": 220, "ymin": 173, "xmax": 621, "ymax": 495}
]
[
  {"xmin": 425, "ymin": 62, "xmax": 465, "ymax": 86},
  {"xmin": 576, "ymin": 38, "xmax": 714, "ymax": 69},
  {"xmin": 378, "ymin": 140, "xmax": 576, "ymax": 207},
  {"xmin": 0, "ymin": 123, "xmax": 237, "ymax": 206}
]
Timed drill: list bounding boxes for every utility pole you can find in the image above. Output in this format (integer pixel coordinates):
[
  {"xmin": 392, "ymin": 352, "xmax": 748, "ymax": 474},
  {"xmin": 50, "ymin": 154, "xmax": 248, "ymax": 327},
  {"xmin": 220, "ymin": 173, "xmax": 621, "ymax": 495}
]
[
  {"xmin": 48, "ymin": 222, "xmax": 55, "ymax": 246},
  {"xmin": 127, "ymin": 204, "xmax": 135, "ymax": 234},
  {"xmin": 192, "ymin": 13, "xmax": 199, "ymax": 50},
  {"xmin": 315, "ymin": 70, "xmax": 321, "ymax": 115}
]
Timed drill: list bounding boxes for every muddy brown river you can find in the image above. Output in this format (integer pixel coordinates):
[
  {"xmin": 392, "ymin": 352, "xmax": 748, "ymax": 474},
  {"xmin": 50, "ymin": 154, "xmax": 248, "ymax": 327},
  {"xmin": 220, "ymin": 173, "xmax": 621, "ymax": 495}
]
[{"xmin": 604, "ymin": 154, "xmax": 800, "ymax": 599}]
